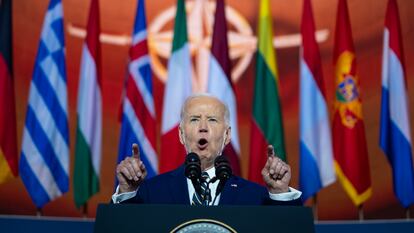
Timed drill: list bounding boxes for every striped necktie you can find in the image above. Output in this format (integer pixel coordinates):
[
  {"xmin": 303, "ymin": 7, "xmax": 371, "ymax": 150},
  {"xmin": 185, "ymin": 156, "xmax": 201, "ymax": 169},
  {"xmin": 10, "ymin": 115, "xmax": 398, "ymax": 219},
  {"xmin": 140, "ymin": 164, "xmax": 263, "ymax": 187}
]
[{"xmin": 192, "ymin": 172, "xmax": 210, "ymax": 206}]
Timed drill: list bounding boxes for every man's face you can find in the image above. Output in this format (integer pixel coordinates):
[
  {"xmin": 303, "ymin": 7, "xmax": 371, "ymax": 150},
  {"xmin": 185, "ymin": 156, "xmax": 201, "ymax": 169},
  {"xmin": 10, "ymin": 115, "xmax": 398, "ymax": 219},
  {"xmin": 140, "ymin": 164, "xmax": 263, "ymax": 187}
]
[{"xmin": 179, "ymin": 96, "xmax": 231, "ymax": 170}]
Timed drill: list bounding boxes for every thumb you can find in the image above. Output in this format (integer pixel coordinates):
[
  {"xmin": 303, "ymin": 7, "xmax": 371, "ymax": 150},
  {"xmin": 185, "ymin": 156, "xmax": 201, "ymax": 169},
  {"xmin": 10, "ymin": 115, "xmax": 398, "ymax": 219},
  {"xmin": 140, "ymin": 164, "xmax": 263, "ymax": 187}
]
[{"xmin": 132, "ymin": 143, "xmax": 140, "ymax": 160}]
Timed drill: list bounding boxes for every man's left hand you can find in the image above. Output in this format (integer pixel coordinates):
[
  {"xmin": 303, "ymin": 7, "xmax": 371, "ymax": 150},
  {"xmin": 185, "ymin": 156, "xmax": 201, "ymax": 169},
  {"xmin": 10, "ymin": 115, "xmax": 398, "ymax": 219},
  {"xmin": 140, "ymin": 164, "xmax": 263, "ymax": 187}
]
[{"xmin": 261, "ymin": 145, "xmax": 291, "ymax": 194}]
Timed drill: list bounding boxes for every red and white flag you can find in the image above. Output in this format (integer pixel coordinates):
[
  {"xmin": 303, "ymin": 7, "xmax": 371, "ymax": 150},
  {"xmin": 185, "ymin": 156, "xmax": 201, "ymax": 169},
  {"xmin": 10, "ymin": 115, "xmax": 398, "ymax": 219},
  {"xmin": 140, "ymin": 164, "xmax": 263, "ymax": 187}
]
[
  {"xmin": 207, "ymin": 0, "xmax": 241, "ymax": 175},
  {"xmin": 379, "ymin": 0, "xmax": 414, "ymax": 207}
]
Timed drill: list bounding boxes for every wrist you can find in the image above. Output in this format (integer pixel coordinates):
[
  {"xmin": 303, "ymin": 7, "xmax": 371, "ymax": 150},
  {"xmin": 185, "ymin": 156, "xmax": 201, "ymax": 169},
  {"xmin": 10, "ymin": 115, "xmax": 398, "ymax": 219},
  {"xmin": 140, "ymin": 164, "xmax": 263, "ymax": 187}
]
[
  {"xmin": 268, "ymin": 187, "xmax": 289, "ymax": 194},
  {"xmin": 119, "ymin": 184, "xmax": 138, "ymax": 194}
]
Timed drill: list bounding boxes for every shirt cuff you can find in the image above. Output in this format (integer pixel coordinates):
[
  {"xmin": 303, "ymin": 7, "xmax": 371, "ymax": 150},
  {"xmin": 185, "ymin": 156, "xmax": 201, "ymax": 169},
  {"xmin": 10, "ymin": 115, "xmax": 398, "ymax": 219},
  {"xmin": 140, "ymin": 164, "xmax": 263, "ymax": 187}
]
[
  {"xmin": 268, "ymin": 187, "xmax": 302, "ymax": 201},
  {"xmin": 111, "ymin": 186, "xmax": 138, "ymax": 203}
]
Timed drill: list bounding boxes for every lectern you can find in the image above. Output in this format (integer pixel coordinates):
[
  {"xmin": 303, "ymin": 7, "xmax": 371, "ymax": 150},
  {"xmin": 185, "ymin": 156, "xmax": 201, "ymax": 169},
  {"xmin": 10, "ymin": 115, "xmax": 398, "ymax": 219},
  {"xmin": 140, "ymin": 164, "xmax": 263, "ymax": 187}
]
[{"xmin": 94, "ymin": 204, "xmax": 314, "ymax": 233}]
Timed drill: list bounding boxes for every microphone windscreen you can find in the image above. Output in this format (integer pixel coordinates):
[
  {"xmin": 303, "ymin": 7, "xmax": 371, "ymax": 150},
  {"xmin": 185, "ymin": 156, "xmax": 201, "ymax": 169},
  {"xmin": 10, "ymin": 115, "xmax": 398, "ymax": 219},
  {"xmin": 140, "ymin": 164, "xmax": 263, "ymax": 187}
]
[
  {"xmin": 186, "ymin": 152, "xmax": 200, "ymax": 164},
  {"xmin": 214, "ymin": 155, "xmax": 232, "ymax": 180},
  {"xmin": 214, "ymin": 155, "xmax": 227, "ymax": 165},
  {"xmin": 185, "ymin": 152, "xmax": 201, "ymax": 179}
]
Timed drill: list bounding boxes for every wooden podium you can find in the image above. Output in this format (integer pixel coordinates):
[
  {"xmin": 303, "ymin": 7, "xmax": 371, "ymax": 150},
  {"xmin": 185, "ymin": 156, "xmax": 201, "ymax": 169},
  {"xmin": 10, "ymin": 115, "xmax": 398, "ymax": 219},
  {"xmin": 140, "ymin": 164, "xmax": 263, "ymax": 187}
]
[{"xmin": 94, "ymin": 204, "xmax": 315, "ymax": 233}]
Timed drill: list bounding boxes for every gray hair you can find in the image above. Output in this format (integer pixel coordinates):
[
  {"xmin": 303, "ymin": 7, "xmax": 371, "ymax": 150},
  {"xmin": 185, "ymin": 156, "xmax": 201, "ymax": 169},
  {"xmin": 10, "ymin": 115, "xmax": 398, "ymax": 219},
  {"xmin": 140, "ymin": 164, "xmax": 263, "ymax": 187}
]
[{"xmin": 180, "ymin": 93, "xmax": 230, "ymax": 127}]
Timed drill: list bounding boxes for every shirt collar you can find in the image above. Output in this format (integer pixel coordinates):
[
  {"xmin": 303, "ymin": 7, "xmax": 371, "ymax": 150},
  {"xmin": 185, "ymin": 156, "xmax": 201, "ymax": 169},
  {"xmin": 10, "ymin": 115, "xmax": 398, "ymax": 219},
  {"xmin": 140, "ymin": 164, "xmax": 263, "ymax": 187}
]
[{"xmin": 204, "ymin": 166, "xmax": 216, "ymax": 180}]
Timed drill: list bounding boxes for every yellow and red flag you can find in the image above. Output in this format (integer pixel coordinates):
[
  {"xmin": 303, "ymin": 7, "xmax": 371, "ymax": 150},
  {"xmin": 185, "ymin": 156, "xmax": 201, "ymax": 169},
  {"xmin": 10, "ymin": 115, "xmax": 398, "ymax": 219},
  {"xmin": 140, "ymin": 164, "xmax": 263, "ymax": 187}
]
[
  {"xmin": 0, "ymin": 0, "xmax": 18, "ymax": 184},
  {"xmin": 332, "ymin": 0, "xmax": 371, "ymax": 206}
]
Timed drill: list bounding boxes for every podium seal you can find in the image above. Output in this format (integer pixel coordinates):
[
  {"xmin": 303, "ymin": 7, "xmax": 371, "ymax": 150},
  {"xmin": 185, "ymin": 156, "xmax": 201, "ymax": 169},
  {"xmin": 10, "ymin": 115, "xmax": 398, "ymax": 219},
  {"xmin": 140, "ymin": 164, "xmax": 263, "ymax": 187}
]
[{"xmin": 171, "ymin": 219, "xmax": 237, "ymax": 233}]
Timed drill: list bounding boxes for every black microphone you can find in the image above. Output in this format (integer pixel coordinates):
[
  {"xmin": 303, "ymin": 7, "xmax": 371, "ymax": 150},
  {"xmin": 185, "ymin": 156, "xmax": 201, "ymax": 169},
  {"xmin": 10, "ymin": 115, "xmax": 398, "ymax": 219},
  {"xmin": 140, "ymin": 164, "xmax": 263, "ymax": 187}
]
[
  {"xmin": 214, "ymin": 155, "xmax": 232, "ymax": 197},
  {"xmin": 184, "ymin": 152, "xmax": 202, "ymax": 196}
]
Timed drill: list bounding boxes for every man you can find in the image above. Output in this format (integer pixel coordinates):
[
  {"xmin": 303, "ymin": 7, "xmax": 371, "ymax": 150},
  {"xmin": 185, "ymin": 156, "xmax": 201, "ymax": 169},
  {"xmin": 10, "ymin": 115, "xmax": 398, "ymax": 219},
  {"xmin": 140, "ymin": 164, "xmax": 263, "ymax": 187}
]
[{"xmin": 113, "ymin": 94, "xmax": 301, "ymax": 205}]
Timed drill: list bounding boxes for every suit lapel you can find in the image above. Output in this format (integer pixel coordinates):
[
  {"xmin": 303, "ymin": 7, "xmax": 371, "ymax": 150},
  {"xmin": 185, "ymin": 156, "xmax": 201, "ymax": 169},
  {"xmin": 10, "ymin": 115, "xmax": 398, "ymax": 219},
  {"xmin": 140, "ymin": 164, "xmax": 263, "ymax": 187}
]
[{"xmin": 168, "ymin": 165, "xmax": 190, "ymax": 204}]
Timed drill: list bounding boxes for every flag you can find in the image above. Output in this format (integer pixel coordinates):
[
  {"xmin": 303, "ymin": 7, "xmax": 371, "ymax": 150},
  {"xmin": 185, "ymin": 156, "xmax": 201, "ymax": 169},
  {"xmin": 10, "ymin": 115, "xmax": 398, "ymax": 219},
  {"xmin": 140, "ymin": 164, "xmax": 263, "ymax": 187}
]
[
  {"xmin": 0, "ymin": 0, "xmax": 18, "ymax": 184},
  {"xmin": 160, "ymin": 0, "xmax": 192, "ymax": 173},
  {"xmin": 19, "ymin": 0, "xmax": 69, "ymax": 208},
  {"xmin": 380, "ymin": 0, "xmax": 414, "ymax": 208},
  {"xmin": 332, "ymin": 0, "xmax": 371, "ymax": 206},
  {"xmin": 73, "ymin": 0, "xmax": 102, "ymax": 208},
  {"xmin": 248, "ymin": 0, "xmax": 286, "ymax": 184},
  {"xmin": 299, "ymin": 0, "xmax": 336, "ymax": 201},
  {"xmin": 117, "ymin": 0, "xmax": 158, "ymax": 183},
  {"xmin": 207, "ymin": 0, "xmax": 240, "ymax": 175}
]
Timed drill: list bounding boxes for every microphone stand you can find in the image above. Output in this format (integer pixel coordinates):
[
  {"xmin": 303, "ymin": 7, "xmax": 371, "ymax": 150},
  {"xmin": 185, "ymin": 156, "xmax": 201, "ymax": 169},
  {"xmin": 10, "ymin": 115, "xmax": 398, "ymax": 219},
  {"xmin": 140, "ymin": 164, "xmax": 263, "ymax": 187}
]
[
  {"xmin": 206, "ymin": 177, "xmax": 219, "ymax": 206},
  {"xmin": 211, "ymin": 189, "xmax": 220, "ymax": 206}
]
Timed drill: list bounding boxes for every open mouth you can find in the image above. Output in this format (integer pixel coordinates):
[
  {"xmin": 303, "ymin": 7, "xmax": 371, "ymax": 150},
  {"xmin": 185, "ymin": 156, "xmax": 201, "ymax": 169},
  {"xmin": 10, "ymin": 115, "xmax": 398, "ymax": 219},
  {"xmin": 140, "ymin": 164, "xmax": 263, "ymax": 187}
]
[{"xmin": 197, "ymin": 138, "xmax": 208, "ymax": 150}]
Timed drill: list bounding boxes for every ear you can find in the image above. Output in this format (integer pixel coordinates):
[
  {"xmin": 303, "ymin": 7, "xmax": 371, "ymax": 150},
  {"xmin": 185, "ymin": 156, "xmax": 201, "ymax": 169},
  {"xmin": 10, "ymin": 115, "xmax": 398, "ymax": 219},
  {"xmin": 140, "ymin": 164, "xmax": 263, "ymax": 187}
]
[
  {"xmin": 178, "ymin": 126, "xmax": 185, "ymax": 145},
  {"xmin": 224, "ymin": 126, "xmax": 231, "ymax": 146}
]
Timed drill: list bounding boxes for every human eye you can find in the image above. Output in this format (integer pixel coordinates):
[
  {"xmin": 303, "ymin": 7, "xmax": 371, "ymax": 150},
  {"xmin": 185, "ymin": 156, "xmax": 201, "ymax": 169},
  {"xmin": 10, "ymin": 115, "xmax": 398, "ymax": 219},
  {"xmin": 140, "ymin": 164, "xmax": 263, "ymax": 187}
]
[
  {"xmin": 208, "ymin": 117, "xmax": 218, "ymax": 123},
  {"xmin": 189, "ymin": 117, "xmax": 199, "ymax": 122}
]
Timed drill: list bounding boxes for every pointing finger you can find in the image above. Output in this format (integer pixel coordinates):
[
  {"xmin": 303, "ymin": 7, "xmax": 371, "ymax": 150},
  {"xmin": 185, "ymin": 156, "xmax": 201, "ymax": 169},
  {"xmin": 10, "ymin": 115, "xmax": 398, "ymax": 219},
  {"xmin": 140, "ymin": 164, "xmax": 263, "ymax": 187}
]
[
  {"xmin": 269, "ymin": 156, "xmax": 278, "ymax": 176},
  {"xmin": 264, "ymin": 155, "xmax": 272, "ymax": 171},
  {"xmin": 267, "ymin": 145, "xmax": 275, "ymax": 158},
  {"xmin": 128, "ymin": 158, "xmax": 140, "ymax": 181},
  {"xmin": 132, "ymin": 143, "xmax": 140, "ymax": 160}
]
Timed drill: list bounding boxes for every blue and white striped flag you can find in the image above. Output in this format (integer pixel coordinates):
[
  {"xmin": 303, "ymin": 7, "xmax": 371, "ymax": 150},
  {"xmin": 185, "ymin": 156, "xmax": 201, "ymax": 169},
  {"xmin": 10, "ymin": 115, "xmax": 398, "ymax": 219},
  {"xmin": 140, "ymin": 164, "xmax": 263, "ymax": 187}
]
[
  {"xmin": 380, "ymin": 0, "xmax": 414, "ymax": 208},
  {"xmin": 299, "ymin": 0, "xmax": 336, "ymax": 201},
  {"xmin": 117, "ymin": 0, "xmax": 158, "ymax": 181},
  {"xmin": 19, "ymin": 0, "xmax": 69, "ymax": 208}
]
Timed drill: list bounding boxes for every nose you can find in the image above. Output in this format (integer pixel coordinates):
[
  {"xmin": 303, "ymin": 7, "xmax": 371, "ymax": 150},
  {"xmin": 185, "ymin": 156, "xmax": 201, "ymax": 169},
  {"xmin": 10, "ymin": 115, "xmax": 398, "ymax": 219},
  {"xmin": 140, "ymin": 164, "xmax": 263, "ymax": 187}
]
[{"xmin": 198, "ymin": 119, "xmax": 208, "ymax": 133}]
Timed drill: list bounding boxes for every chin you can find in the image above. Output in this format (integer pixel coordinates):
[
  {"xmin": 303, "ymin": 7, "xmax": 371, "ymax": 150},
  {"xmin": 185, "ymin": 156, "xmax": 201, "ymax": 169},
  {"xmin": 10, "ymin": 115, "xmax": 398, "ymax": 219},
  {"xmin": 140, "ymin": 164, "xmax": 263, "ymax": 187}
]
[
  {"xmin": 197, "ymin": 152, "xmax": 210, "ymax": 159},
  {"xmin": 198, "ymin": 152, "xmax": 214, "ymax": 161}
]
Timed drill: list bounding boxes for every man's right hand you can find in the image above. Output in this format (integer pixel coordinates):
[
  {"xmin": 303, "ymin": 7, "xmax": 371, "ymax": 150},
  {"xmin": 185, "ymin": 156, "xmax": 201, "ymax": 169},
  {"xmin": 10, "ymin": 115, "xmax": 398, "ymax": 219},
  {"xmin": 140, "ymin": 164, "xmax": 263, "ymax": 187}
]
[{"xmin": 116, "ymin": 143, "xmax": 147, "ymax": 194}]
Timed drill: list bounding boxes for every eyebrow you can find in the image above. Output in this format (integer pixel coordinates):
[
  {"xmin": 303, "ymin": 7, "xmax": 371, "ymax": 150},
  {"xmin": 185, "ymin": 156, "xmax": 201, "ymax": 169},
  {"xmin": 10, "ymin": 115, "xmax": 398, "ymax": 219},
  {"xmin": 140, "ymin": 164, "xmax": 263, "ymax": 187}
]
[
  {"xmin": 189, "ymin": 115, "xmax": 201, "ymax": 118},
  {"xmin": 187, "ymin": 115, "xmax": 220, "ymax": 119}
]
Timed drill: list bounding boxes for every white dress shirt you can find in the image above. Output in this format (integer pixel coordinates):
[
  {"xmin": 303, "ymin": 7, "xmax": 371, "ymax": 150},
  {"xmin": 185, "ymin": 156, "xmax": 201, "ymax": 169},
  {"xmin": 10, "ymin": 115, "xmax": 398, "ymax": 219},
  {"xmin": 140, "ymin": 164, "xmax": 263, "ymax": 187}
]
[{"xmin": 112, "ymin": 167, "xmax": 302, "ymax": 204}]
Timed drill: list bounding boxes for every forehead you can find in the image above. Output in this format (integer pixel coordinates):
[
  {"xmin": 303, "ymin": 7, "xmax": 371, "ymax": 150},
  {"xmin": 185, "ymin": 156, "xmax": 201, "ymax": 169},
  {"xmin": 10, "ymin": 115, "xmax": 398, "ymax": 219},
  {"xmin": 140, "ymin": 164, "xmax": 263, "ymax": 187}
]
[{"xmin": 184, "ymin": 96, "xmax": 225, "ymax": 117}]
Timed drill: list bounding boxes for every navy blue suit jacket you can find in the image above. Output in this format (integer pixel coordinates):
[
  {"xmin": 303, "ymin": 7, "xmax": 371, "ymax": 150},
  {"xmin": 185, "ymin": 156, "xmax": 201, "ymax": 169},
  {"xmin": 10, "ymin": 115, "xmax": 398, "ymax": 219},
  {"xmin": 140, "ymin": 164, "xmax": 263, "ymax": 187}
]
[{"xmin": 122, "ymin": 165, "xmax": 302, "ymax": 206}]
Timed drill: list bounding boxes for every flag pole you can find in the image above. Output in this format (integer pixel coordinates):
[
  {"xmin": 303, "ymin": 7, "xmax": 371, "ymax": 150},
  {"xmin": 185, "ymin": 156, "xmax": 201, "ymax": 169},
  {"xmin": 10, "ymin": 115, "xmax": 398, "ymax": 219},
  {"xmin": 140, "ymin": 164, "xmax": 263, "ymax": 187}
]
[
  {"xmin": 36, "ymin": 207, "xmax": 42, "ymax": 217},
  {"xmin": 82, "ymin": 203, "xmax": 88, "ymax": 218},
  {"xmin": 312, "ymin": 195, "xmax": 318, "ymax": 221},
  {"xmin": 358, "ymin": 204, "xmax": 364, "ymax": 221}
]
